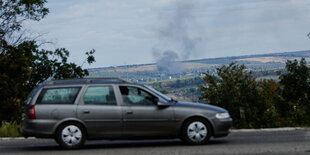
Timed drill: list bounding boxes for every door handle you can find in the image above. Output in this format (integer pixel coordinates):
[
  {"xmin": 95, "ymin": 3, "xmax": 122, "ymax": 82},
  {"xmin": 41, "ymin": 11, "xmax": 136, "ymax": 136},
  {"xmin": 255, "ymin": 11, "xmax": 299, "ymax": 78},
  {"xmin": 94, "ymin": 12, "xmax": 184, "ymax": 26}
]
[
  {"xmin": 83, "ymin": 110, "xmax": 90, "ymax": 114},
  {"xmin": 126, "ymin": 111, "xmax": 133, "ymax": 114}
]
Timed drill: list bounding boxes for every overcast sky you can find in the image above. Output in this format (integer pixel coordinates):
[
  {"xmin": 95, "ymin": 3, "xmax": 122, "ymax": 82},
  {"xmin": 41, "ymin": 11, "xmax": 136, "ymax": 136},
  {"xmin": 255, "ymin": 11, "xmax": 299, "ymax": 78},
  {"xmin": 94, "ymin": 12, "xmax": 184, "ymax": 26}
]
[{"xmin": 26, "ymin": 0, "xmax": 310, "ymax": 68}]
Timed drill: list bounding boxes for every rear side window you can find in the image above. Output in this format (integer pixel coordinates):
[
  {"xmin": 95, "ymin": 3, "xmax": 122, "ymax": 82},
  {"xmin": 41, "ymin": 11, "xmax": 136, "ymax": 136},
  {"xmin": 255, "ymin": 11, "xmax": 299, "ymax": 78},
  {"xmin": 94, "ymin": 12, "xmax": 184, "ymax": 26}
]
[
  {"xmin": 36, "ymin": 87, "xmax": 81, "ymax": 104},
  {"xmin": 83, "ymin": 86, "xmax": 117, "ymax": 105}
]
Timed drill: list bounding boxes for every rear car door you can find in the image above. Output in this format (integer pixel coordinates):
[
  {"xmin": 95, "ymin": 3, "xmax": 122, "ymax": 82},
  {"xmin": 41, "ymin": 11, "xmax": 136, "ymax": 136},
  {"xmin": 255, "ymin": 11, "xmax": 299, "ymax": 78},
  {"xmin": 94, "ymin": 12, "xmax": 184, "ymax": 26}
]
[
  {"xmin": 76, "ymin": 85, "xmax": 122, "ymax": 138},
  {"xmin": 119, "ymin": 85, "xmax": 175, "ymax": 137}
]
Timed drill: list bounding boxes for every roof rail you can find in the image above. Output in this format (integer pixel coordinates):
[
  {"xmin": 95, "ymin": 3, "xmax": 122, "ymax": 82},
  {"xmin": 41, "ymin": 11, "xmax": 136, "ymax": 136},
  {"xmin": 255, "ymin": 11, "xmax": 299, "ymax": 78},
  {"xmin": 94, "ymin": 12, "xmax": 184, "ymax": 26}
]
[
  {"xmin": 47, "ymin": 77, "xmax": 131, "ymax": 85},
  {"xmin": 87, "ymin": 77, "xmax": 130, "ymax": 83}
]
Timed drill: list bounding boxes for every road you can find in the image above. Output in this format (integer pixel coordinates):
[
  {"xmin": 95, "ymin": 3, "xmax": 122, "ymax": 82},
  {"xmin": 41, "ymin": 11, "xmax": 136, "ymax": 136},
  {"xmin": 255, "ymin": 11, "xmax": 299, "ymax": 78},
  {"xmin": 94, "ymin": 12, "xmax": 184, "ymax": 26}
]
[{"xmin": 0, "ymin": 129, "xmax": 309, "ymax": 155}]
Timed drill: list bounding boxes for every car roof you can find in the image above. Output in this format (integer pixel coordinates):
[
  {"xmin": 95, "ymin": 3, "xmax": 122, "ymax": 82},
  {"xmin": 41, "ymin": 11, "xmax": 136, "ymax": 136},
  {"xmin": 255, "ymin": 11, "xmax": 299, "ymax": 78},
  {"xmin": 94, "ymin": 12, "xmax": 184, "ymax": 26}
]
[{"xmin": 45, "ymin": 78, "xmax": 134, "ymax": 86}]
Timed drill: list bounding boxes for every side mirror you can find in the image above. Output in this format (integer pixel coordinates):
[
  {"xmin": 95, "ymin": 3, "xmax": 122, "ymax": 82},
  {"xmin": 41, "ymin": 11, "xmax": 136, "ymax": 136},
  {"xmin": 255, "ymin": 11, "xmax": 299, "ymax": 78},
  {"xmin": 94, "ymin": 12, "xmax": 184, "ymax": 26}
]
[
  {"xmin": 157, "ymin": 100, "xmax": 171, "ymax": 108},
  {"xmin": 154, "ymin": 97, "xmax": 159, "ymax": 104}
]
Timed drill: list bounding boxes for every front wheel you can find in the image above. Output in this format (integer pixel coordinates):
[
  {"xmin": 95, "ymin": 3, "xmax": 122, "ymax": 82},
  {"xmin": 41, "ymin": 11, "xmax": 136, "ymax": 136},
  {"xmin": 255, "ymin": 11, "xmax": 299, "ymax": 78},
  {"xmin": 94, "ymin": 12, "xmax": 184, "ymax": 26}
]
[
  {"xmin": 181, "ymin": 118, "xmax": 212, "ymax": 145},
  {"xmin": 56, "ymin": 122, "xmax": 86, "ymax": 149}
]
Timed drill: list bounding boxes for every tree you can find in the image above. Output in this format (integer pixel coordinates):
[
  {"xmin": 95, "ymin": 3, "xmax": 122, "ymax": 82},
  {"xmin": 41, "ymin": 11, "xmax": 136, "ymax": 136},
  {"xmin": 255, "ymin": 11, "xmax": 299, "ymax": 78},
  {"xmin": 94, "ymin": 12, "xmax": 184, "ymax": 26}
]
[
  {"xmin": 200, "ymin": 63, "xmax": 265, "ymax": 128},
  {"xmin": 257, "ymin": 79, "xmax": 286, "ymax": 127},
  {"xmin": 199, "ymin": 63, "xmax": 289, "ymax": 128},
  {"xmin": 280, "ymin": 58, "xmax": 310, "ymax": 105},
  {"xmin": 0, "ymin": 0, "xmax": 96, "ymax": 123},
  {"xmin": 0, "ymin": 0, "xmax": 49, "ymax": 44},
  {"xmin": 0, "ymin": 40, "xmax": 95, "ymax": 122},
  {"xmin": 279, "ymin": 58, "xmax": 310, "ymax": 125}
]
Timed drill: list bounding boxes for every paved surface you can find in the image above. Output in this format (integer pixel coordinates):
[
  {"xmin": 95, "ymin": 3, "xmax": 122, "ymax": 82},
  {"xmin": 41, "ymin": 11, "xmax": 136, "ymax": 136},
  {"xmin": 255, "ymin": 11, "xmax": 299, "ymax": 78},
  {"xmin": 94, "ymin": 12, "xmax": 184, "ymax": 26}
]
[{"xmin": 0, "ymin": 129, "xmax": 310, "ymax": 155}]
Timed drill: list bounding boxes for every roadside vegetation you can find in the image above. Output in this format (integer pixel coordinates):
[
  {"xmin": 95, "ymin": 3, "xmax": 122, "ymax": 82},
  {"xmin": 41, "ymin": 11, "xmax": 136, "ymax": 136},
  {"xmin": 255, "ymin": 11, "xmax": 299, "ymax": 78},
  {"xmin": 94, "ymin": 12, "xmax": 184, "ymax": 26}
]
[
  {"xmin": 0, "ymin": 121, "xmax": 22, "ymax": 137},
  {"xmin": 200, "ymin": 58, "xmax": 310, "ymax": 128}
]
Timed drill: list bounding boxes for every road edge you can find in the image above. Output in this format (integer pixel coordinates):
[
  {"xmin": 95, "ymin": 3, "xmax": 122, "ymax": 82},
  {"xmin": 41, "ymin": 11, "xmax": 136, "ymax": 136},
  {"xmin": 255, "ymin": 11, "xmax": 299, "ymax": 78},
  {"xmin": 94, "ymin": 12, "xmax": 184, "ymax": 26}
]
[
  {"xmin": 0, "ymin": 127, "xmax": 308, "ymax": 140},
  {"xmin": 231, "ymin": 127, "xmax": 308, "ymax": 132}
]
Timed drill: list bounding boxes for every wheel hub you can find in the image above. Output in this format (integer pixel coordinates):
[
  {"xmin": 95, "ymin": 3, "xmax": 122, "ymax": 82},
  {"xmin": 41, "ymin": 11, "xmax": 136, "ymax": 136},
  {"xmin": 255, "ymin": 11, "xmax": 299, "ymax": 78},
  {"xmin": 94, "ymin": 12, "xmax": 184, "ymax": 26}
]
[
  {"xmin": 61, "ymin": 125, "xmax": 82, "ymax": 146},
  {"xmin": 187, "ymin": 121, "xmax": 207, "ymax": 142}
]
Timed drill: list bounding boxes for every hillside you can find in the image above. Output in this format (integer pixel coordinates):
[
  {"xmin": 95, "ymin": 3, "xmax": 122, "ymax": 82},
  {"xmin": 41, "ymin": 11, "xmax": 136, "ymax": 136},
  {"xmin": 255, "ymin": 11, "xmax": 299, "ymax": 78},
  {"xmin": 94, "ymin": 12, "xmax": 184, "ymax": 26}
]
[
  {"xmin": 88, "ymin": 50, "xmax": 310, "ymax": 83},
  {"xmin": 87, "ymin": 50, "xmax": 310, "ymax": 101}
]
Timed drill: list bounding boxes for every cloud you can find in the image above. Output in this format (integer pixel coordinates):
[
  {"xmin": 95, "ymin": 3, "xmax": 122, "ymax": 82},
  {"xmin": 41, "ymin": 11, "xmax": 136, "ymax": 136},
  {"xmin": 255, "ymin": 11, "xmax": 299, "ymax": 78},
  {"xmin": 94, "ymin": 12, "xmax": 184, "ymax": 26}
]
[{"xmin": 24, "ymin": 0, "xmax": 310, "ymax": 67}]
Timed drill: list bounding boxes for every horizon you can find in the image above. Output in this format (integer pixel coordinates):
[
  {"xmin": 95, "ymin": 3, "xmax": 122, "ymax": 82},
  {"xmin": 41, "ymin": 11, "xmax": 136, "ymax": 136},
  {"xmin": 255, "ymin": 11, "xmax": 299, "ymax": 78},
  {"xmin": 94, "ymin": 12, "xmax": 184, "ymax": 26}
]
[{"xmin": 87, "ymin": 49, "xmax": 310, "ymax": 69}]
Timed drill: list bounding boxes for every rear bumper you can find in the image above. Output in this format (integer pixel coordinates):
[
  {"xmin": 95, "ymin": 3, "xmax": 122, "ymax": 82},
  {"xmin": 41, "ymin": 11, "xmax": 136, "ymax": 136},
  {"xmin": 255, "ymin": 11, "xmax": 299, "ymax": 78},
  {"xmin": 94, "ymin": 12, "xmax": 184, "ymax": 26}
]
[
  {"xmin": 212, "ymin": 118, "xmax": 233, "ymax": 137},
  {"xmin": 22, "ymin": 128, "xmax": 53, "ymax": 138},
  {"xmin": 23, "ymin": 119, "xmax": 56, "ymax": 138}
]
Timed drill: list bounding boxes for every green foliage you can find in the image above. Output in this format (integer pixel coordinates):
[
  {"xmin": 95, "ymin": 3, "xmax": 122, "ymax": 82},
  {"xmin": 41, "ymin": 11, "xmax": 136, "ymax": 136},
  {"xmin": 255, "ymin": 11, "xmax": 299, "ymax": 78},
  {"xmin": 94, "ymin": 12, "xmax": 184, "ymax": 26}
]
[
  {"xmin": 0, "ymin": 121, "xmax": 23, "ymax": 137},
  {"xmin": 279, "ymin": 58, "xmax": 310, "ymax": 126},
  {"xmin": 200, "ymin": 63, "xmax": 265, "ymax": 128},
  {"xmin": 279, "ymin": 58, "xmax": 310, "ymax": 109},
  {"xmin": 0, "ymin": 40, "xmax": 96, "ymax": 123},
  {"xmin": 0, "ymin": 0, "xmax": 49, "ymax": 40},
  {"xmin": 200, "ymin": 61, "xmax": 310, "ymax": 128}
]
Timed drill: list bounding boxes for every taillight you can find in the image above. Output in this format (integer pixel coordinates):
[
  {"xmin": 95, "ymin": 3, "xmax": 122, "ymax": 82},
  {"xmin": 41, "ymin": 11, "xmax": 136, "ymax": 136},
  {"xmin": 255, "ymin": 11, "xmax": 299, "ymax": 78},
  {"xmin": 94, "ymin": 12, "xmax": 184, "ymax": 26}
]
[{"xmin": 28, "ymin": 105, "xmax": 36, "ymax": 119}]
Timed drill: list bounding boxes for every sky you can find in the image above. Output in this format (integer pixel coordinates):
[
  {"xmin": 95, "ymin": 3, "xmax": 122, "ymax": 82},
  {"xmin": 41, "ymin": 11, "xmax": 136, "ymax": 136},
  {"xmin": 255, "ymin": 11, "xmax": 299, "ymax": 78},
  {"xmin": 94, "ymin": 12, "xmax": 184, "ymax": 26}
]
[{"xmin": 25, "ymin": 0, "xmax": 310, "ymax": 68}]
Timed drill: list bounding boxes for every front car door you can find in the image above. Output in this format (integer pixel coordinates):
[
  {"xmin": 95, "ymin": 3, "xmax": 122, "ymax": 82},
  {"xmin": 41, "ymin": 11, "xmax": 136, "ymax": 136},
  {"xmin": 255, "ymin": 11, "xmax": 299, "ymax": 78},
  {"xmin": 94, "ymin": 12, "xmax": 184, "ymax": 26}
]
[
  {"xmin": 77, "ymin": 85, "xmax": 122, "ymax": 138},
  {"xmin": 118, "ymin": 85, "xmax": 176, "ymax": 137}
]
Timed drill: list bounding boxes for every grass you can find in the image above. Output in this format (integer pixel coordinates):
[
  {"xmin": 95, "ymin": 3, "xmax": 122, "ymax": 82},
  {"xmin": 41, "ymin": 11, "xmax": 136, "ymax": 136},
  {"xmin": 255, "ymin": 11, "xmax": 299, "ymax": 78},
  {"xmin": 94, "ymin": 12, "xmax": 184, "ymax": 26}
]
[{"xmin": 0, "ymin": 121, "xmax": 23, "ymax": 137}]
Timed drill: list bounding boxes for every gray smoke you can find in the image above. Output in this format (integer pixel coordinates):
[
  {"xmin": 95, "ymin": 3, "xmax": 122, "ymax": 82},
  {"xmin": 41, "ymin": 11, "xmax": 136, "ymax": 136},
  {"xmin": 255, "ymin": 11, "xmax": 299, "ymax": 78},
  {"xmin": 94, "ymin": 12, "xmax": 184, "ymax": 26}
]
[
  {"xmin": 153, "ymin": 49, "xmax": 184, "ymax": 73},
  {"xmin": 153, "ymin": 0, "xmax": 202, "ymax": 73}
]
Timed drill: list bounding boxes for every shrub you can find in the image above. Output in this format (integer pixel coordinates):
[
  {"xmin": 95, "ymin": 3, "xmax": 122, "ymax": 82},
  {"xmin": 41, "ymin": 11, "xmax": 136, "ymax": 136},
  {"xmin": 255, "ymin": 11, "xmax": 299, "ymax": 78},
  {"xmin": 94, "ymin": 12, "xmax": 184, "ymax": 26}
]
[{"xmin": 0, "ymin": 121, "xmax": 23, "ymax": 137}]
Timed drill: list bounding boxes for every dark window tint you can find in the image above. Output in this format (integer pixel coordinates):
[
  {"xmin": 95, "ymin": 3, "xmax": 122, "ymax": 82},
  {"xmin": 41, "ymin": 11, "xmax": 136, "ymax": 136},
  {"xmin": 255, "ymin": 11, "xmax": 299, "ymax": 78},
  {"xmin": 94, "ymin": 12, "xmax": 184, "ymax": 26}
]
[
  {"xmin": 83, "ymin": 86, "xmax": 117, "ymax": 105},
  {"xmin": 119, "ymin": 86, "xmax": 157, "ymax": 106},
  {"xmin": 37, "ymin": 87, "xmax": 80, "ymax": 104}
]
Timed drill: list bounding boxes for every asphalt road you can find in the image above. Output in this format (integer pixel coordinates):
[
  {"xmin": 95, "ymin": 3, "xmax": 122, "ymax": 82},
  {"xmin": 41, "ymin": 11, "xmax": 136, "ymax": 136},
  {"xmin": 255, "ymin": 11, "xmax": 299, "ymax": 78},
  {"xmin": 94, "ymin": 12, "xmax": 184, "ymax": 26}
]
[{"xmin": 0, "ymin": 129, "xmax": 310, "ymax": 155}]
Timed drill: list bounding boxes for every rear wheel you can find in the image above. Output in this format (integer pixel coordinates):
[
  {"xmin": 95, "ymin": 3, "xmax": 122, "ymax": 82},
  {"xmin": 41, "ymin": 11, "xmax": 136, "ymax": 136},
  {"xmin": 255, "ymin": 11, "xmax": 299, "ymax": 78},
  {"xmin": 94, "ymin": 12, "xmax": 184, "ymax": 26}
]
[
  {"xmin": 56, "ymin": 122, "xmax": 86, "ymax": 149},
  {"xmin": 181, "ymin": 118, "xmax": 212, "ymax": 145}
]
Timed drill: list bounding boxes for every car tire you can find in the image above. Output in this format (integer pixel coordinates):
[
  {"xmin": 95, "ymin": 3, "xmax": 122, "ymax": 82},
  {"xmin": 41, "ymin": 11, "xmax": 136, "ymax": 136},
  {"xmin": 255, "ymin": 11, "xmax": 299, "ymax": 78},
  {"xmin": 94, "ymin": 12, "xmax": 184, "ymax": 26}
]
[
  {"xmin": 181, "ymin": 118, "xmax": 212, "ymax": 145},
  {"xmin": 56, "ymin": 122, "xmax": 86, "ymax": 149}
]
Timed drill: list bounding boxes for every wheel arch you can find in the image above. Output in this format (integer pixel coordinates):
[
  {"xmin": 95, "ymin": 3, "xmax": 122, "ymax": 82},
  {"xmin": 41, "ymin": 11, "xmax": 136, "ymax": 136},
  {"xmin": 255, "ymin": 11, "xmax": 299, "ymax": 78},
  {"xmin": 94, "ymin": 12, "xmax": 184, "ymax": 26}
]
[
  {"xmin": 180, "ymin": 115, "xmax": 215, "ymax": 137},
  {"xmin": 53, "ymin": 118, "xmax": 88, "ymax": 138}
]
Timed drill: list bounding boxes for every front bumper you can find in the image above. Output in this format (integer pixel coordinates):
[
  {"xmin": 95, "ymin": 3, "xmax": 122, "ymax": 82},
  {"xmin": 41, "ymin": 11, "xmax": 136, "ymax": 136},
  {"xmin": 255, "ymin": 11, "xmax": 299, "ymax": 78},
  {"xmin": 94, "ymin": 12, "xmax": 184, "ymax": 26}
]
[{"xmin": 212, "ymin": 117, "xmax": 233, "ymax": 137}]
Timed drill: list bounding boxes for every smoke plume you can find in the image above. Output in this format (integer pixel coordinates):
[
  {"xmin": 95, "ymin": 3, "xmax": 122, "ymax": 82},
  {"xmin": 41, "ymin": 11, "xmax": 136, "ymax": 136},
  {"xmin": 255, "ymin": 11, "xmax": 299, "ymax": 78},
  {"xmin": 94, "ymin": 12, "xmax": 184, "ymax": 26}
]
[
  {"xmin": 153, "ymin": 0, "xmax": 202, "ymax": 73},
  {"xmin": 153, "ymin": 49, "xmax": 183, "ymax": 73}
]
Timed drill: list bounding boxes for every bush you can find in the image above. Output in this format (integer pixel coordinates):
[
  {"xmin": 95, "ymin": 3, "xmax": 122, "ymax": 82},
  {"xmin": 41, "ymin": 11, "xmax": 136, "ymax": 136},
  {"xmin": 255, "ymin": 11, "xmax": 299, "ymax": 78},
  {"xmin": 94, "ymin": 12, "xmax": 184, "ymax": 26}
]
[
  {"xmin": 0, "ymin": 121, "xmax": 23, "ymax": 137},
  {"xmin": 200, "ymin": 63, "xmax": 267, "ymax": 128}
]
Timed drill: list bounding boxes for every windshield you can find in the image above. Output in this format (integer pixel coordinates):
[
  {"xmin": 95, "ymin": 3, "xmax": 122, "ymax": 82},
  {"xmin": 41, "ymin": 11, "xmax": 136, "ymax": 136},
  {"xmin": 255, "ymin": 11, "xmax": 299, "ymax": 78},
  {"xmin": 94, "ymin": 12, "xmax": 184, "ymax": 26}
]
[{"xmin": 144, "ymin": 85, "xmax": 171, "ymax": 102}]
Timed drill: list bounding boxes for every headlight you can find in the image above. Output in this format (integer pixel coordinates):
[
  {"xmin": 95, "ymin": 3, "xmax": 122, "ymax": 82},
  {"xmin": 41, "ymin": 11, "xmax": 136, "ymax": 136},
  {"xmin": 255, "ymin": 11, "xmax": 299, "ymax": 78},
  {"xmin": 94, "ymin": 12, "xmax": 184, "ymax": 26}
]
[{"xmin": 215, "ymin": 112, "xmax": 230, "ymax": 119}]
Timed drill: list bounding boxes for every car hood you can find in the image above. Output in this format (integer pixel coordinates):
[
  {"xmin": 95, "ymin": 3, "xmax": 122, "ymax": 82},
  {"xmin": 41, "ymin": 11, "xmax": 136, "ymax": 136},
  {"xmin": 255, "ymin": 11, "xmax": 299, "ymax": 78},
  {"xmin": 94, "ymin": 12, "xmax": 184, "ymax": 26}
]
[{"xmin": 175, "ymin": 101, "xmax": 228, "ymax": 113}]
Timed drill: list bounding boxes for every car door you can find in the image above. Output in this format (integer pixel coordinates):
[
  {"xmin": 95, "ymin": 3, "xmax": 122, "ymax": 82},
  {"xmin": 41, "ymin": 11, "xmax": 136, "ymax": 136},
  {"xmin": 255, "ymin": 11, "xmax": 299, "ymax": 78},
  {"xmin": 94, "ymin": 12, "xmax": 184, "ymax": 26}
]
[
  {"xmin": 77, "ymin": 85, "xmax": 122, "ymax": 138},
  {"xmin": 119, "ymin": 85, "xmax": 175, "ymax": 137}
]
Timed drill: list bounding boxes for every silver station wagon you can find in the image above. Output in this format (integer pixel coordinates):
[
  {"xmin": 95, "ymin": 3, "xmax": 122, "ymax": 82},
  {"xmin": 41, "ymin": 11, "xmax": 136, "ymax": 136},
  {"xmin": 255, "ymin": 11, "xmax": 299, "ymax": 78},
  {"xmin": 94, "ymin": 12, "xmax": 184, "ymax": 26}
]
[{"xmin": 23, "ymin": 78, "xmax": 232, "ymax": 149}]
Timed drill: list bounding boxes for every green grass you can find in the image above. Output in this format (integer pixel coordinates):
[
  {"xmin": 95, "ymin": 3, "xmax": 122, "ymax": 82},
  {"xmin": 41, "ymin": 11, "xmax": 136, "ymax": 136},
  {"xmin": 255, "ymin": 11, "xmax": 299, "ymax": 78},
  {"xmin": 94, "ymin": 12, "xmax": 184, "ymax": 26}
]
[{"xmin": 0, "ymin": 121, "xmax": 23, "ymax": 137}]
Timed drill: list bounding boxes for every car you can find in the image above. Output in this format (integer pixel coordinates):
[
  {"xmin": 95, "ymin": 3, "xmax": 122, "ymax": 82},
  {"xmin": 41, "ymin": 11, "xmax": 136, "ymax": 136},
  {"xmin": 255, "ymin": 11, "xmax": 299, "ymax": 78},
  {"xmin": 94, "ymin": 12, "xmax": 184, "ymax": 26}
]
[{"xmin": 23, "ymin": 78, "xmax": 232, "ymax": 149}]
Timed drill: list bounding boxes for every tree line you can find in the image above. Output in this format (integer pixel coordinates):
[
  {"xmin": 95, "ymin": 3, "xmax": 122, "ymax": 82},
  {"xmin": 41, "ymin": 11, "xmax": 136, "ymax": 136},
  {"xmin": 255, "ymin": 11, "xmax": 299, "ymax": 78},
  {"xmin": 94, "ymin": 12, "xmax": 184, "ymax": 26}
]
[{"xmin": 200, "ymin": 58, "xmax": 310, "ymax": 128}]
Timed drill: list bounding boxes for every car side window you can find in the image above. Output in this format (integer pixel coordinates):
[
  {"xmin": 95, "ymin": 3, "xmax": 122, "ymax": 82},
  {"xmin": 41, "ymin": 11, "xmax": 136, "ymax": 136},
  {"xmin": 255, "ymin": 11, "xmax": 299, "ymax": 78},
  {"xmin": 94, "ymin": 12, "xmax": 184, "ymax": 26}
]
[
  {"xmin": 83, "ymin": 86, "xmax": 117, "ymax": 105},
  {"xmin": 119, "ymin": 86, "xmax": 157, "ymax": 106},
  {"xmin": 37, "ymin": 87, "xmax": 81, "ymax": 104}
]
